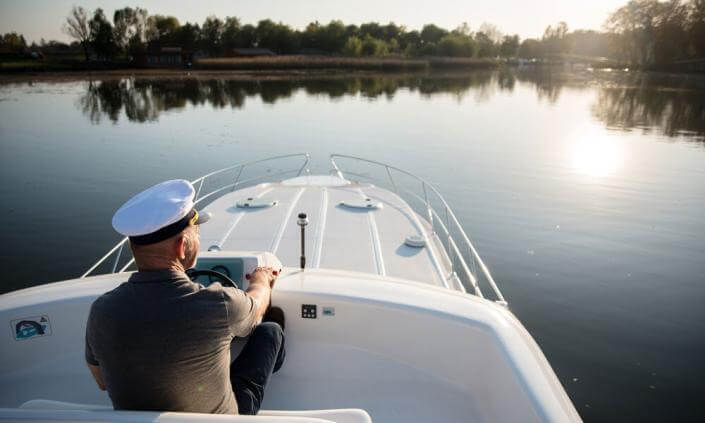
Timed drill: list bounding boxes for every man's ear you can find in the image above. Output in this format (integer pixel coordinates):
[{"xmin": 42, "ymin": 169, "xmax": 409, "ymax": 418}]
[{"xmin": 175, "ymin": 235, "xmax": 187, "ymax": 260}]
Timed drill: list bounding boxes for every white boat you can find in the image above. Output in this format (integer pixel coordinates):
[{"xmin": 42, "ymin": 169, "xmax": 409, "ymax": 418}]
[{"xmin": 0, "ymin": 154, "xmax": 581, "ymax": 422}]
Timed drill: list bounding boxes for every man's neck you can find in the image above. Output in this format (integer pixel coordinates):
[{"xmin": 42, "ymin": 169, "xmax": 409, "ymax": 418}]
[{"xmin": 136, "ymin": 258, "xmax": 186, "ymax": 273}]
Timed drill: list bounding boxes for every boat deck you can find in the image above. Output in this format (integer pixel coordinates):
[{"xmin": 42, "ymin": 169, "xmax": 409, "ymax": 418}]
[{"xmin": 199, "ymin": 175, "xmax": 454, "ymax": 288}]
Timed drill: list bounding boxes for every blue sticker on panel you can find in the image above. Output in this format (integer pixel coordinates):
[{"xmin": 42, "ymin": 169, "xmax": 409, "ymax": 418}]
[{"xmin": 11, "ymin": 315, "xmax": 52, "ymax": 341}]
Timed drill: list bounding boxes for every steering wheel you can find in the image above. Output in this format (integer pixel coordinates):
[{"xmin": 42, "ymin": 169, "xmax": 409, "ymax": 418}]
[{"xmin": 186, "ymin": 268, "xmax": 238, "ymax": 288}]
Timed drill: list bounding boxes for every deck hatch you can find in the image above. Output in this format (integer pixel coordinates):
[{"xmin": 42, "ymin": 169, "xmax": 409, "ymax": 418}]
[
  {"xmin": 339, "ymin": 198, "xmax": 382, "ymax": 210},
  {"xmin": 236, "ymin": 198, "xmax": 278, "ymax": 209}
]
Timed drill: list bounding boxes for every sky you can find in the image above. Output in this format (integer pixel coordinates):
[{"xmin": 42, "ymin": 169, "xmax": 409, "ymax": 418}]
[{"xmin": 1, "ymin": 0, "xmax": 627, "ymax": 44}]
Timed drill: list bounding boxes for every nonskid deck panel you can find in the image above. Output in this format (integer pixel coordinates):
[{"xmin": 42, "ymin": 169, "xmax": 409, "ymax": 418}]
[{"xmin": 199, "ymin": 179, "xmax": 451, "ymax": 287}]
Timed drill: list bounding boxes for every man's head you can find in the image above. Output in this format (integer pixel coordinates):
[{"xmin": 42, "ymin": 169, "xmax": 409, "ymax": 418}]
[
  {"xmin": 129, "ymin": 223, "xmax": 200, "ymax": 271},
  {"xmin": 112, "ymin": 179, "xmax": 210, "ymax": 272}
]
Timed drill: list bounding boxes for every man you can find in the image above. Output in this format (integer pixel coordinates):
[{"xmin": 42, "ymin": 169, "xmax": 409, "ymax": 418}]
[{"xmin": 85, "ymin": 179, "xmax": 285, "ymax": 415}]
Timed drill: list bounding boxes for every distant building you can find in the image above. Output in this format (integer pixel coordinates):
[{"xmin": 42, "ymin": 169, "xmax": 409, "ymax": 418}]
[
  {"xmin": 136, "ymin": 46, "xmax": 193, "ymax": 67},
  {"xmin": 229, "ymin": 48, "xmax": 276, "ymax": 57},
  {"xmin": 299, "ymin": 48, "xmax": 328, "ymax": 56}
]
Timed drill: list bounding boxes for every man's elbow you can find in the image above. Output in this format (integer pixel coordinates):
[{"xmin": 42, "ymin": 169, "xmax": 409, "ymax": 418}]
[{"xmin": 87, "ymin": 363, "xmax": 107, "ymax": 391}]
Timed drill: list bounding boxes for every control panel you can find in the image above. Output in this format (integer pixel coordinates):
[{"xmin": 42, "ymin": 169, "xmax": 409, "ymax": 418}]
[{"xmin": 192, "ymin": 251, "xmax": 282, "ymax": 289}]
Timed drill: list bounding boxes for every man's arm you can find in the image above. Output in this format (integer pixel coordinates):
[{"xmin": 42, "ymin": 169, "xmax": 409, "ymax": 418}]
[
  {"xmin": 246, "ymin": 267, "xmax": 276, "ymax": 322},
  {"xmin": 87, "ymin": 363, "xmax": 107, "ymax": 391},
  {"xmin": 85, "ymin": 307, "xmax": 106, "ymax": 392}
]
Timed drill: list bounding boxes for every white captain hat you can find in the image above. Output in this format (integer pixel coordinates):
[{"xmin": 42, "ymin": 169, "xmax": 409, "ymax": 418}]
[{"xmin": 112, "ymin": 179, "xmax": 211, "ymax": 245}]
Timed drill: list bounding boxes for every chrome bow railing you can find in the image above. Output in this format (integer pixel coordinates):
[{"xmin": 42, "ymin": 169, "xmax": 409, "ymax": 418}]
[
  {"xmin": 330, "ymin": 154, "xmax": 506, "ymax": 305},
  {"xmin": 81, "ymin": 153, "xmax": 310, "ymax": 278}
]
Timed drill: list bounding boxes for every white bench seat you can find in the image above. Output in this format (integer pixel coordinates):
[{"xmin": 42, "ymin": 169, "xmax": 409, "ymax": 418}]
[{"xmin": 10, "ymin": 399, "xmax": 371, "ymax": 423}]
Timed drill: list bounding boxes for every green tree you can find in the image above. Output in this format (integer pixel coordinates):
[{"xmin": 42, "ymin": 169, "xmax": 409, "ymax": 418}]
[
  {"xmin": 235, "ymin": 24, "xmax": 256, "ymax": 48},
  {"xmin": 479, "ymin": 22, "xmax": 503, "ymax": 45},
  {"xmin": 320, "ymin": 20, "xmax": 347, "ymax": 52},
  {"xmin": 89, "ymin": 8, "xmax": 117, "ymax": 60},
  {"xmin": 255, "ymin": 19, "xmax": 299, "ymax": 53},
  {"xmin": 500, "ymin": 34, "xmax": 520, "ymax": 58},
  {"xmin": 343, "ymin": 35, "xmax": 363, "ymax": 56},
  {"xmin": 381, "ymin": 22, "xmax": 404, "ymax": 42},
  {"xmin": 113, "ymin": 7, "xmax": 135, "ymax": 55},
  {"xmin": 518, "ymin": 38, "xmax": 541, "ymax": 58},
  {"xmin": 542, "ymin": 22, "xmax": 570, "ymax": 58},
  {"xmin": 1, "ymin": 32, "xmax": 27, "ymax": 51},
  {"xmin": 474, "ymin": 31, "xmax": 496, "ymax": 57},
  {"xmin": 147, "ymin": 15, "xmax": 180, "ymax": 44},
  {"xmin": 359, "ymin": 22, "xmax": 385, "ymax": 39},
  {"xmin": 201, "ymin": 16, "xmax": 224, "ymax": 55},
  {"xmin": 400, "ymin": 30, "xmax": 421, "ymax": 52},
  {"xmin": 690, "ymin": 0, "xmax": 705, "ymax": 56},
  {"xmin": 175, "ymin": 22, "xmax": 200, "ymax": 51},
  {"xmin": 417, "ymin": 41, "xmax": 438, "ymax": 56},
  {"xmin": 420, "ymin": 24, "xmax": 448, "ymax": 45},
  {"xmin": 605, "ymin": 0, "xmax": 661, "ymax": 64},
  {"xmin": 221, "ymin": 17, "xmax": 241, "ymax": 51},
  {"xmin": 63, "ymin": 6, "xmax": 91, "ymax": 61},
  {"xmin": 361, "ymin": 34, "xmax": 388, "ymax": 56},
  {"xmin": 653, "ymin": 0, "xmax": 689, "ymax": 63},
  {"xmin": 438, "ymin": 34, "xmax": 475, "ymax": 56},
  {"xmin": 301, "ymin": 21, "xmax": 320, "ymax": 49}
]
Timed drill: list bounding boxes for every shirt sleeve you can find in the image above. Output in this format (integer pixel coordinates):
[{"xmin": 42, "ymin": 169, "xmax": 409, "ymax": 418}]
[
  {"xmin": 85, "ymin": 305, "xmax": 99, "ymax": 365},
  {"xmin": 85, "ymin": 335, "xmax": 99, "ymax": 365},
  {"xmin": 222, "ymin": 286, "xmax": 259, "ymax": 337}
]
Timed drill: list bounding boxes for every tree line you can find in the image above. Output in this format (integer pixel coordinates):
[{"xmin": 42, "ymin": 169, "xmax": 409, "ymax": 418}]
[{"xmin": 1, "ymin": 0, "xmax": 703, "ymax": 67}]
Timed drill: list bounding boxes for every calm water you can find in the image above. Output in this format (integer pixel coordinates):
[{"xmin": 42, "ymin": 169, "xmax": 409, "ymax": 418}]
[{"xmin": 1, "ymin": 69, "xmax": 704, "ymax": 422}]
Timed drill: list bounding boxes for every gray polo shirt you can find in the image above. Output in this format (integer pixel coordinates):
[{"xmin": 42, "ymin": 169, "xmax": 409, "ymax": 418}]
[{"xmin": 85, "ymin": 269, "xmax": 259, "ymax": 414}]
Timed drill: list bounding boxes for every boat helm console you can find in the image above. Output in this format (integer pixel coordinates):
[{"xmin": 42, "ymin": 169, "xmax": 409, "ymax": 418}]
[{"xmin": 190, "ymin": 251, "xmax": 283, "ymax": 289}]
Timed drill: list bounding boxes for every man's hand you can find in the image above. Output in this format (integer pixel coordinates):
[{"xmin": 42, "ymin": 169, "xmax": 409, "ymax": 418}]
[
  {"xmin": 251, "ymin": 267, "xmax": 278, "ymax": 288},
  {"xmin": 246, "ymin": 267, "xmax": 278, "ymax": 322}
]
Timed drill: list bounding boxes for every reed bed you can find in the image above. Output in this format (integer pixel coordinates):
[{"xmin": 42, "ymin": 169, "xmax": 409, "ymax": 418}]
[
  {"xmin": 196, "ymin": 56, "xmax": 430, "ymax": 71},
  {"xmin": 426, "ymin": 57, "xmax": 500, "ymax": 69}
]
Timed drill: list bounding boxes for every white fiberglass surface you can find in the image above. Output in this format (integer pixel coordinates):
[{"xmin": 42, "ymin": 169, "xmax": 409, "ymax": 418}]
[
  {"xmin": 199, "ymin": 182, "xmax": 449, "ymax": 287},
  {"xmin": 0, "ymin": 271, "xmax": 578, "ymax": 422}
]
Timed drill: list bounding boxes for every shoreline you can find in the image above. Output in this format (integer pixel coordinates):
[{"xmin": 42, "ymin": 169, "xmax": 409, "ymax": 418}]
[{"xmin": 2, "ymin": 67, "xmax": 704, "ymax": 86}]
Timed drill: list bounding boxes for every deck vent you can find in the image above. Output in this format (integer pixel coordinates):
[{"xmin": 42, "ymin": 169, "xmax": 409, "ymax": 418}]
[
  {"xmin": 404, "ymin": 235, "xmax": 426, "ymax": 248},
  {"xmin": 339, "ymin": 198, "xmax": 383, "ymax": 210},
  {"xmin": 236, "ymin": 198, "xmax": 278, "ymax": 209},
  {"xmin": 208, "ymin": 245, "xmax": 221, "ymax": 252}
]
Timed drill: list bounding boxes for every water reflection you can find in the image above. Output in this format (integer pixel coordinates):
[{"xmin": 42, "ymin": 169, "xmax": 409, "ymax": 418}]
[
  {"xmin": 591, "ymin": 74, "xmax": 705, "ymax": 142},
  {"xmin": 74, "ymin": 70, "xmax": 705, "ymax": 143},
  {"xmin": 570, "ymin": 127, "xmax": 624, "ymax": 177}
]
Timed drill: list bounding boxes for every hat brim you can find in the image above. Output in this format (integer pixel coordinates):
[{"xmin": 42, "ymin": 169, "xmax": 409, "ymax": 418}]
[{"xmin": 194, "ymin": 210, "xmax": 211, "ymax": 225}]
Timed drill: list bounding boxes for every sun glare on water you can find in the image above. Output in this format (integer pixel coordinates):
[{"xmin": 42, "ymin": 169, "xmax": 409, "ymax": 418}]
[{"xmin": 569, "ymin": 128, "xmax": 624, "ymax": 177}]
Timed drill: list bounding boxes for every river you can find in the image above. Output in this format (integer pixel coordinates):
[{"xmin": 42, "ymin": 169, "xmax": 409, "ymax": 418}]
[{"xmin": 1, "ymin": 68, "xmax": 704, "ymax": 422}]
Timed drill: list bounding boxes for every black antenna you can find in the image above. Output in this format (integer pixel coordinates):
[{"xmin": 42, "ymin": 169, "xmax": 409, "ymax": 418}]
[{"xmin": 297, "ymin": 213, "xmax": 308, "ymax": 270}]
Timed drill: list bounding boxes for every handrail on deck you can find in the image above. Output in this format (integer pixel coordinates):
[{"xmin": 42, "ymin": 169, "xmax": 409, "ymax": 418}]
[
  {"xmin": 81, "ymin": 153, "xmax": 310, "ymax": 278},
  {"xmin": 329, "ymin": 154, "xmax": 507, "ymax": 305}
]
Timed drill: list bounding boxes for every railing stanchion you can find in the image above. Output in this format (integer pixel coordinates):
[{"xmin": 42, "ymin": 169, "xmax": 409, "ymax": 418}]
[
  {"xmin": 386, "ymin": 166, "xmax": 398, "ymax": 195},
  {"xmin": 297, "ymin": 154, "xmax": 311, "ymax": 176},
  {"xmin": 422, "ymin": 182, "xmax": 433, "ymax": 229},
  {"xmin": 195, "ymin": 178, "xmax": 204, "ymax": 201},
  {"xmin": 111, "ymin": 243, "xmax": 124, "ymax": 273},
  {"xmin": 231, "ymin": 165, "xmax": 244, "ymax": 192},
  {"xmin": 445, "ymin": 206, "xmax": 454, "ymax": 273}
]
